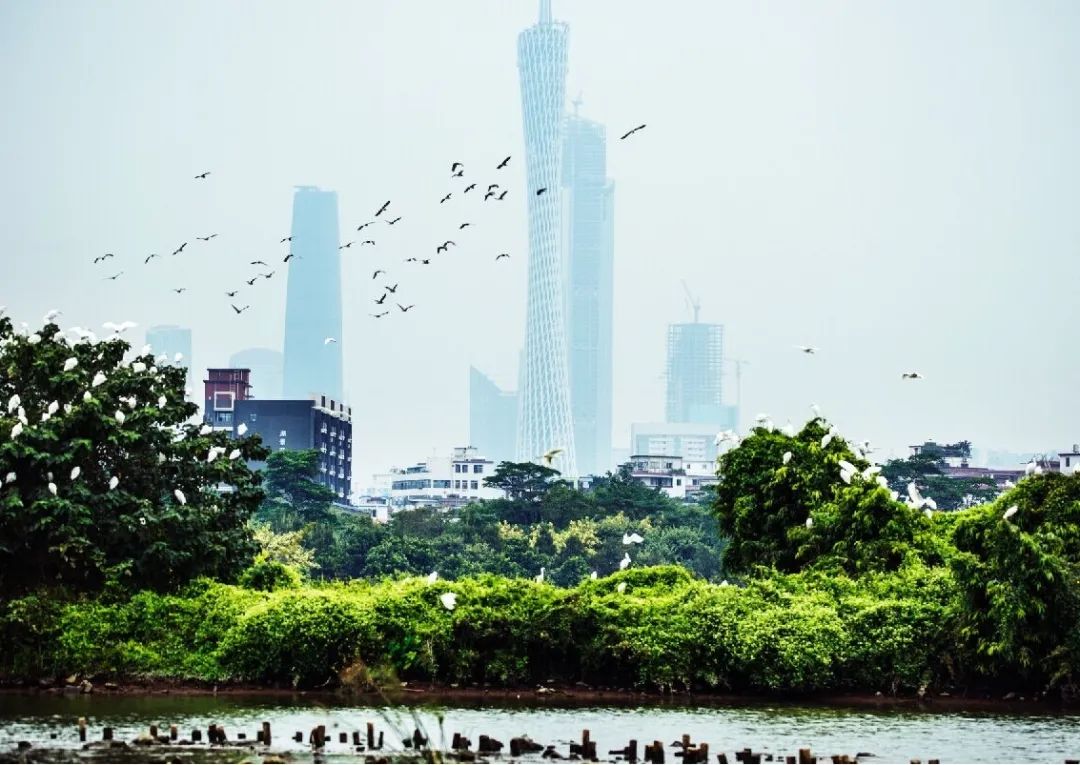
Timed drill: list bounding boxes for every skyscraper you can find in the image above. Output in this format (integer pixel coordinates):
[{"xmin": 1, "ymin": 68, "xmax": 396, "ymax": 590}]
[
  {"xmin": 229, "ymin": 347, "xmax": 284, "ymax": 400},
  {"xmin": 282, "ymin": 186, "xmax": 342, "ymax": 402},
  {"xmin": 562, "ymin": 105, "xmax": 615, "ymax": 476},
  {"xmin": 665, "ymin": 321, "xmax": 737, "ymax": 429},
  {"xmin": 469, "ymin": 366, "xmax": 519, "ymax": 465},
  {"xmin": 145, "ymin": 325, "xmax": 192, "ymax": 392},
  {"xmin": 516, "ymin": 0, "xmax": 577, "ymax": 475}
]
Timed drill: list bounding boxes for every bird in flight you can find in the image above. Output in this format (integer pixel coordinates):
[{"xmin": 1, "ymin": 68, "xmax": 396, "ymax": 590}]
[
  {"xmin": 144, "ymin": 253, "xmax": 160, "ymax": 264},
  {"xmin": 231, "ymin": 304, "xmax": 250, "ymax": 314},
  {"xmin": 483, "ymin": 190, "xmax": 496, "ymax": 201},
  {"xmin": 172, "ymin": 242, "xmax": 188, "ymax": 256},
  {"xmin": 197, "ymin": 234, "xmax": 218, "ymax": 241},
  {"xmin": 324, "ymin": 337, "xmax": 337, "ymax": 345},
  {"xmin": 374, "ymin": 294, "xmax": 387, "ymax": 305},
  {"xmin": 497, "ymin": 190, "xmax": 508, "ymax": 200},
  {"xmin": 541, "ymin": 447, "xmax": 563, "ymax": 466},
  {"xmin": 250, "ymin": 260, "xmax": 268, "ymax": 266},
  {"xmin": 93, "ymin": 253, "xmax": 115, "ymax": 264},
  {"xmin": 194, "ymin": 171, "xmax": 211, "ymax": 179},
  {"xmin": 357, "ymin": 221, "xmax": 375, "ymax": 231},
  {"xmin": 497, "ymin": 156, "xmax": 511, "ymax": 169},
  {"xmin": 536, "ymin": 187, "xmax": 547, "ymax": 196},
  {"xmin": 385, "ymin": 283, "xmax": 398, "ymax": 293},
  {"xmin": 361, "ymin": 240, "xmax": 375, "ymax": 246},
  {"xmin": 339, "ymin": 241, "xmax": 354, "ymax": 249},
  {"xmin": 372, "ymin": 269, "xmax": 385, "ymax": 279},
  {"xmin": 398, "ymin": 303, "xmax": 415, "ymax": 313},
  {"xmin": 796, "ymin": 346, "xmax": 818, "ymax": 354},
  {"xmin": 280, "ymin": 236, "xmax": 292, "ymax": 243},
  {"xmin": 451, "ymin": 162, "xmax": 463, "ymax": 173},
  {"xmin": 464, "ymin": 183, "xmax": 477, "ymax": 194},
  {"xmin": 375, "ymin": 200, "xmax": 391, "ymax": 217},
  {"xmin": 620, "ymin": 124, "xmax": 647, "ymax": 140},
  {"xmin": 245, "ymin": 277, "xmax": 259, "ymax": 286},
  {"xmin": 488, "ymin": 184, "xmax": 500, "ymax": 192},
  {"xmin": 405, "ymin": 257, "xmax": 419, "ymax": 263},
  {"xmin": 225, "ymin": 290, "xmax": 238, "ymax": 297},
  {"xmin": 452, "ymin": 169, "xmax": 464, "ymax": 178},
  {"xmin": 902, "ymin": 371, "xmax": 924, "ymax": 379},
  {"xmin": 372, "ymin": 311, "xmax": 389, "ymax": 318},
  {"xmin": 436, "ymin": 240, "xmax": 456, "ymax": 253},
  {"xmin": 440, "ymin": 193, "xmax": 452, "ymax": 204},
  {"xmin": 172, "ymin": 288, "xmax": 188, "ymax": 294},
  {"xmin": 261, "ymin": 271, "xmax": 275, "ymax": 279},
  {"xmin": 283, "ymin": 252, "xmax": 297, "ymax": 262},
  {"xmin": 105, "ymin": 271, "xmax": 124, "ymax": 280},
  {"xmin": 495, "ymin": 253, "xmax": 510, "ymax": 260},
  {"xmin": 387, "ymin": 216, "xmax": 402, "ymax": 225},
  {"xmin": 420, "ymin": 258, "xmax": 431, "ymax": 265},
  {"xmin": 459, "ymin": 222, "xmax": 471, "ymax": 230}
]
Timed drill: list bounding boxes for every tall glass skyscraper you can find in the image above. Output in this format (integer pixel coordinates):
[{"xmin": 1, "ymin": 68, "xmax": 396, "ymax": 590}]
[
  {"xmin": 469, "ymin": 366, "xmax": 519, "ymax": 465},
  {"xmin": 145, "ymin": 324, "xmax": 193, "ymax": 393},
  {"xmin": 562, "ymin": 108, "xmax": 615, "ymax": 476},
  {"xmin": 665, "ymin": 322, "xmax": 736, "ymax": 429},
  {"xmin": 282, "ymin": 186, "xmax": 343, "ymax": 403},
  {"xmin": 516, "ymin": 0, "xmax": 577, "ymax": 475}
]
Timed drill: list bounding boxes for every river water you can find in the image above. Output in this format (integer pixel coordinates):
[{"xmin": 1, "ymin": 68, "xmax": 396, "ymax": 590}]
[{"xmin": 0, "ymin": 693, "xmax": 1078, "ymax": 764}]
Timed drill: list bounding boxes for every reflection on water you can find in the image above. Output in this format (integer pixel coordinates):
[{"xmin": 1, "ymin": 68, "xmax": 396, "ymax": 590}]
[{"xmin": 0, "ymin": 693, "xmax": 1078, "ymax": 764}]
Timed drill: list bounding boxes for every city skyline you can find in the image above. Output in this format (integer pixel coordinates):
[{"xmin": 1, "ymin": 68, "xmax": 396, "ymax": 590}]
[{"xmin": 2, "ymin": 1, "xmax": 1078, "ymax": 478}]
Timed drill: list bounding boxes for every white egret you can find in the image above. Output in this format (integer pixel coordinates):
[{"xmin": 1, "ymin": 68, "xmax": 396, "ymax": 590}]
[
  {"xmin": 781, "ymin": 422, "xmax": 796, "ymax": 438},
  {"xmin": 805, "ymin": 517, "xmax": 813, "ymax": 529},
  {"xmin": 323, "ymin": 337, "xmax": 337, "ymax": 345},
  {"xmin": 236, "ymin": 423, "xmax": 248, "ymax": 436},
  {"xmin": 70, "ymin": 466, "xmax": 80, "ymax": 481},
  {"xmin": 619, "ymin": 553, "xmax": 631, "ymax": 570},
  {"xmin": 102, "ymin": 321, "xmax": 137, "ymax": 334},
  {"xmin": 82, "ymin": 391, "xmax": 92, "ymax": 402},
  {"xmin": 47, "ymin": 401, "xmax": 59, "ymax": 415},
  {"xmin": 63, "ymin": 357, "xmax": 78, "ymax": 372},
  {"xmin": 622, "ymin": 532, "xmax": 644, "ymax": 545},
  {"xmin": 439, "ymin": 592, "xmax": 457, "ymax": 610},
  {"xmin": 108, "ymin": 476, "xmax": 120, "ymax": 491},
  {"xmin": 590, "ymin": 571, "xmax": 598, "ymax": 580},
  {"xmin": 4, "ymin": 472, "xmax": 14, "ymax": 483},
  {"xmin": 91, "ymin": 371, "xmax": 106, "ymax": 388},
  {"xmin": 535, "ymin": 567, "xmax": 545, "ymax": 583},
  {"xmin": 228, "ymin": 449, "xmax": 241, "ymax": 460},
  {"xmin": 48, "ymin": 482, "xmax": 57, "ymax": 496},
  {"xmin": 7, "ymin": 394, "xmax": 20, "ymax": 413},
  {"xmin": 782, "ymin": 451, "xmax": 792, "ymax": 465},
  {"xmin": 27, "ymin": 334, "xmax": 41, "ymax": 345},
  {"xmin": 199, "ymin": 424, "xmax": 212, "ymax": 435},
  {"xmin": 115, "ymin": 410, "xmax": 126, "ymax": 424},
  {"xmin": 10, "ymin": 422, "xmax": 23, "ymax": 439},
  {"xmin": 616, "ymin": 582, "xmax": 627, "ymax": 594},
  {"xmin": 426, "ymin": 571, "xmax": 438, "ymax": 584},
  {"xmin": 1003, "ymin": 505, "xmax": 1018, "ymax": 520},
  {"xmin": 174, "ymin": 489, "xmax": 186, "ymax": 505},
  {"xmin": 157, "ymin": 395, "xmax": 167, "ymax": 408},
  {"xmin": 173, "ymin": 352, "xmax": 184, "ymax": 363},
  {"xmin": 43, "ymin": 309, "xmax": 62, "ymax": 324},
  {"xmin": 131, "ymin": 361, "xmax": 146, "ymax": 373}
]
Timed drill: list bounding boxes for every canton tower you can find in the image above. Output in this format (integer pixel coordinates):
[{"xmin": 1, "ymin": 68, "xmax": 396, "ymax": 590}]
[{"xmin": 515, "ymin": 0, "xmax": 577, "ymax": 475}]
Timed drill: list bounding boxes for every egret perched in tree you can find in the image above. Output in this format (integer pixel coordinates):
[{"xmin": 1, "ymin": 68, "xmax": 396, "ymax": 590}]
[
  {"xmin": 426, "ymin": 571, "xmax": 438, "ymax": 584},
  {"xmin": 590, "ymin": 571, "xmax": 598, "ymax": 580},
  {"xmin": 7, "ymin": 394, "xmax": 20, "ymax": 413},
  {"xmin": 236, "ymin": 422, "xmax": 248, "ymax": 436},
  {"xmin": 91, "ymin": 372, "xmax": 107, "ymax": 388},
  {"xmin": 63, "ymin": 357, "xmax": 78, "ymax": 372},
  {"xmin": 619, "ymin": 553, "xmax": 631, "ymax": 571},
  {"xmin": 616, "ymin": 582, "xmax": 627, "ymax": 594},
  {"xmin": 48, "ymin": 482, "xmax": 57, "ymax": 496},
  {"xmin": 535, "ymin": 567, "xmax": 545, "ymax": 583},
  {"xmin": 622, "ymin": 532, "xmax": 644, "ymax": 545},
  {"xmin": 174, "ymin": 489, "xmax": 186, "ymax": 505},
  {"xmin": 199, "ymin": 424, "xmax": 212, "ymax": 435},
  {"xmin": 805, "ymin": 516, "xmax": 813, "ymax": 529},
  {"xmin": 70, "ymin": 467, "xmax": 80, "ymax": 481},
  {"xmin": 228, "ymin": 449, "xmax": 241, "ymax": 460},
  {"xmin": 115, "ymin": 410, "xmax": 126, "ymax": 424},
  {"xmin": 440, "ymin": 592, "xmax": 457, "ymax": 611},
  {"xmin": 782, "ymin": 451, "xmax": 792, "ymax": 465},
  {"xmin": 1003, "ymin": 505, "xmax": 1018, "ymax": 520},
  {"xmin": 108, "ymin": 476, "xmax": 120, "ymax": 491}
]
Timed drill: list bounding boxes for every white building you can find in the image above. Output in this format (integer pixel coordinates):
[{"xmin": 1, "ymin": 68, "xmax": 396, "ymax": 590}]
[
  {"xmin": 1059, "ymin": 444, "xmax": 1080, "ymax": 476},
  {"xmin": 376, "ymin": 446, "xmax": 506, "ymax": 510},
  {"xmin": 626, "ymin": 454, "xmax": 689, "ymax": 499},
  {"xmin": 631, "ymin": 422, "xmax": 722, "ymax": 463}
]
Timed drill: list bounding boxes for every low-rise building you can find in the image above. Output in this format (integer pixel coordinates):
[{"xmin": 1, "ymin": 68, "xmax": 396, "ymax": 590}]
[
  {"xmin": 1058, "ymin": 445, "xmax": 1080, "ymax": 476},
  {"xmin": 631, "ymin": 422, "xmax": 722, "ymax": 463},
  {"xmin": 625, "ymin": 454, "xmax": 689, "ymax": 499},
  {"xmin": 381, "ymin": 446, "xmax": 505, "ymax": 510}
]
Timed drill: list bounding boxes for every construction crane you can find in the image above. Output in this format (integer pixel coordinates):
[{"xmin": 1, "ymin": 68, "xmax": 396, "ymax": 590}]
[{"xmin": 681, "ymin": 280, "xmax": 701, "ymax": 324}]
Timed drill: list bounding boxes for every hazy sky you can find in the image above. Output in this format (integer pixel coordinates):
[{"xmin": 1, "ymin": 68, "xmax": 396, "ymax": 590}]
[{"xmin": 2, "ymin": 0, "xmax": 1078, "ymax": 480}]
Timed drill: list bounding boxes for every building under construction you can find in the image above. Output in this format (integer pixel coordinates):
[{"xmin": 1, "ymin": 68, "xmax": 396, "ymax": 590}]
[{"xmin": 665, "ymin": 322, "xmax": 730, "ymax": 426}]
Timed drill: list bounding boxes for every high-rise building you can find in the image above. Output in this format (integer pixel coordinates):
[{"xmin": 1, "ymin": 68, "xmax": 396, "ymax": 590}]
[
  {"xmin": 229, "ymin": 347, "xmax": 284, "ymax": 400},
  {"xmin": 234, "ymin": 393, "xmax": 353, "ymax": 501},
  {"xmin": 469, "ymin": 366, "xmax": 519, "ymax": 465},
  {"xmin": 665, "ymin": 322, "xmax": 737, "ymax": 429},
  {"xmin": 562, "ymin": 104, "xmax": 615, "ymax": 476},
  {"xmin": 516, "ymin": 0, "xmax": 577, "ymax": 475},
  {"xmin": 282, "ymin": 186, "xmax": 342, "ymax": 402},
  {"xmin": 145, "ymin": 325, "xmax": 192, "ymax": 392}
]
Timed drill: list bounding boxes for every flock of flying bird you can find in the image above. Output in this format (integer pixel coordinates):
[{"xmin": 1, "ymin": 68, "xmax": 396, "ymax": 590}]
[{"xmin": 87, "ymin": 125, "xmax": 651, "ymax": 338}]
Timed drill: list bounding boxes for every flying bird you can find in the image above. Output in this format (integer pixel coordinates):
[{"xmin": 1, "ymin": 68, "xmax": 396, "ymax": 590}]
[
  {"xmin": 487, "ymin": 184, "xmax": 500, "ymax": 192},
  {"xmin": 280, "ymin": 236, "xmax": 292, "ymax": 243},
  {"xmin": 452, "ymin": 169, "xmax": 464, "ymax": 178},
  {"xmin": 620, "ymin": 124, "xmax": 647, "ymax": 140},
  {"xmin": 405, "ymin": 257, "xmax": 419, "ymax": 263},
  {"xmin": 541, "ymin": 447, "xmax": 563, "ymax": 466},
  {"xmin": 361, "ymin": 240, "xmax": 375, "ymax": 246},
  {"xmin": 371, "ymin": 311, "xmax": 389, "ymax": 318},
  {"xmin": 356, "ymin": 221, "xmax": 375, "ymax": 231},
  {"xmin": 440, "ymin": 193, "xmax": 452, "ymax": 204},
  {"xmin": 261, "ymin": 271, "xmax": 275, "ymax": 279},
  {"xmin": 194, "ymin": 171, "xmax": 210, "ymax": 179},
  {"xmin": 339, "ymin": 241, "xmax": 354, "ymax": 249},
  {"xmin": 105, "ymin": 272, "xmax": 124, "ymax": 281},
  {"xmin": 420, "ymin": 259, "xmax": 431, "ymax": 265},
  {"xmin": 374, "ymin": 294, "xmax": 387, "ymax": 305},
  {"xmin": 197, "ymin": 234, "xmax": 218, "ymax": 241},
  {"xmin": 398, "ymin": 303, "xmax": 415, "ymax": 312},
  {"xmin": 387, "ymin": 216, "xmax": 402, "ymax": 225},
  {"xmin": 496, "ymin": 190, "xmax": 508, "ymax": 200},
  {"xmin": 464, "ymin": 183, "xmax": 477, "ymax": 194},
  {"xmin": 231, "ymin": 304, "xmax": 250, "ymax": 314},
  {"xmin": 283, "ymin": 252, "xmax": 297, "ymax": 262},
  {"xmin": 375, "ymin": 200, "xmax": 391, "ymax": 217},
  {"xmin": 172, "ymin": 288, "xmax": 187, "ymax": 294},
  {"xmin": 245, "ymin": 277, "xmax": 258, "ymax": 286},
  {"xmin": 250, "ymin": 260, "xmax": 268, "ymax": 266},
  {"xmin": 536, "ymin": 187, "xmax": 547, "ymax": 196},
  {"xmin": 495, "ymin": 253, "xmax": 510, "ymax": 260},
  {"xmin": 496, "ymin": 156, "xmax": 511, "ymax": 169},
  {"xmin": 483, "ymin": 191, "xmax": 495, "ymax": 201},
  {"xmin": 171, "ymin": 242, "xmax": 187, "ymax": 255},
  {"xmin": 385, "ymin": 283, "xmax": 398, "ymax": 293},
  {"xmin": 451, "ymin": 162, "xmax": 463, "ymax": 173},
  {"xmin": 372, "ymin": 270, "xmax": 385, "ymax": 279},
  {"xmin": 324, "ymin": 337, "xmax": 337, "ymax": 345},
  {"xmin": 93, "ymin": 253, "xmax": 115, "ymax": 264},
  {"xmin": 796, "ymin": 346, "xmax": 818, "ymax": 354},
  {"xmin": 622, "ymin": 532, "xmax": 644, "ymax": 545},
  {"xmin": 144, "ymin": 253, "xmax": 160, "ymax": 264},
  {"xmin": 901, "ymin": 372, "xmax": 924, "ymax": 379},
  {"xmin": 459, "ymin": 222, "xmax": 471, "ymax": 230}
]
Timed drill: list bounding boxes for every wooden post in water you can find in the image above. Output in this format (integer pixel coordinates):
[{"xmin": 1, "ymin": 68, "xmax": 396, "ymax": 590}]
[
  {"xmin": 353, "ymin": 731, "xmax": 362, "ymax": 747},
  {"xmin": 191, "ymin": 729, "xmax": 201, "ymax": 743},
  {"xmin": 339, "ymin": 732, "xmax": 348, "ymax": 744},
  {"xmin": 629, "ymin": 739, "xmax": 638, "ymax": 764},
  {"xmin": 169, "ymin": 725, "xmax": 177, "ymax": 742},
  {"xmin": 149, "ymin": 725, "xmax": 158, "ymax": 739},
  {"xmin": 799, "ymin": 749, "xmax": 814, "ymax": 764},
  {"xmin": 261, "ymin": 722, "xmax": 271, "ymax": 747},
  {"xmin": 367, "ymin": 722, "xmax": 375, "ymax": 749},
  {"xmin": 103, "ymin": 728, "xmax": 113, "ymax": 742},
  {"xmin": 77, "ymin": 718, "xmax": 87, "ymax": 742},
  {"xmin": 293, "ymin": 731, "xmax": 303, "ymax": 743},
  {"xmin": 378, "ymin": 730, "xmax": 384, "ymax": 749}
]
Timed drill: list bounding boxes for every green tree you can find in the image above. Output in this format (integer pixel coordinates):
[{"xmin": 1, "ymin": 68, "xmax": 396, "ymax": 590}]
[
  {"xmin": 483, "ymin": 461, "xmax": 562, "ymax": 502},
  {"xmin": 257, "ymin": 449, "xmax": 335, "ymax": 531},
  {"xmin": 0, "ymin": 316, "xmax": 267, "ymax": 595},
  {"xmin": 881, "ymin": 451, "xmax": 998, "ymax": 511}
]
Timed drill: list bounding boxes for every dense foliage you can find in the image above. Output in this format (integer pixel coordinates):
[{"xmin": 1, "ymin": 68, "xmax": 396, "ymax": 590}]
[
  {"xmin": 881, "ymin": 450, "xmax": 999, "ymax": 511},
  {"xmin": 0, "ymin": 314, "xmax": 267, "ymax": 596}
]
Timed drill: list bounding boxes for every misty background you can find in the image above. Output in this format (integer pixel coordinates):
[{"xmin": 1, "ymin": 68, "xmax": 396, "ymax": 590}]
[{"xmin": 2, "ymin": 0, "xmax": 1078, "ymax": 480}]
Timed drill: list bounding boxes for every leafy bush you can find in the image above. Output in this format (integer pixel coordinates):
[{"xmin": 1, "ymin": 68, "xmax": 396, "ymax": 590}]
[{"xmin": 239, "ymin": 560, "xmax": 302, "ymax": 591}]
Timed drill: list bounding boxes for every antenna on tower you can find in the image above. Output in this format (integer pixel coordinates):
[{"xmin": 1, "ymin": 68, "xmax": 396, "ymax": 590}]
[
  {"xmin": 681, "ymin": 280, "xmax": 701, "ymax": 324},
  {"xmin": 540, "ymin": 0, "xmax": 552, "ymax": 24}
]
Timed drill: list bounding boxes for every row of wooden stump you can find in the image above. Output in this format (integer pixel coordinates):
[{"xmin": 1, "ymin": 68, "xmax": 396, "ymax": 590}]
[{"xmin": 72, "ymin": 719, "xmax": 1080, "ymax": 763}]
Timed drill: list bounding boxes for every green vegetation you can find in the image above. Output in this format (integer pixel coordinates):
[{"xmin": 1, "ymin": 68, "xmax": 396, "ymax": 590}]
[{"xmin": 881, "ymin": 441, "xmax": 999, "ymax": 511}]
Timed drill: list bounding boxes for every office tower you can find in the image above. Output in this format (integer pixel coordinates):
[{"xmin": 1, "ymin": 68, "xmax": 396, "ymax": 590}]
[
  {"xmin": 203, "ymin": 368, "xmax": 252, "ymax": 431},
  {"xmin": 665, "ymin": 321, "xmax": 736, "ymax": 429},
  {"xmin": 229, "ymin": 347, "xmax": 284, "ymax": 400},
  {"xmin": 562, "ymin": 104, "xmax": 615, "ymax": 476},
  {"xmin": 145, "ymin": 325, "xmax": 192, "ymax": 392},
  {"xmin": 282, "ymin": 186, "xmax": 343, "ymax": 402},
  {"xmin": 234, "ymin": 393, "xmax": 353, "ymax": 500},
  {"xmin": 516, "ymin": 0, "xmax": 577, "ymax": 475},
  {"xmin": 469, "ymin": 366, "xmax": 519, "ymax": 465}
]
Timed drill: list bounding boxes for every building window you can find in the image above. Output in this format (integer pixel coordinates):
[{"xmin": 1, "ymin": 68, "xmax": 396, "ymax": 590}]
[
  {"xmin": 278, "ymin": 438, "xmax": 286, "ymax": 446},
  {"xmin": 454, "ymin": 480, "xmax": 461, "ymax": 489},
  {"xmin": 279, "ymin": 430, "xmax": 287, "ymax": 438},
  {"xmin": 249, "ymin": 413, "xmax": 257, "ymax": 421},
  {"xmin": 473, "ymin": 464, "xmax": 483, "ymax": 474},
  {"xmin": 454, "ymin": 464, "xmax": 460, "ymax": 473},
  {"xmin": 470, "ymin": 480, "xmax": 478, "ymax": 490}
]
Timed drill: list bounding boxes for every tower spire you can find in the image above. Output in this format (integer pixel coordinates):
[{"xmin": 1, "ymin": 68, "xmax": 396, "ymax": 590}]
[{"xmin": 539, "ymin": 0, "xmax": 552, "ymax": 24}]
